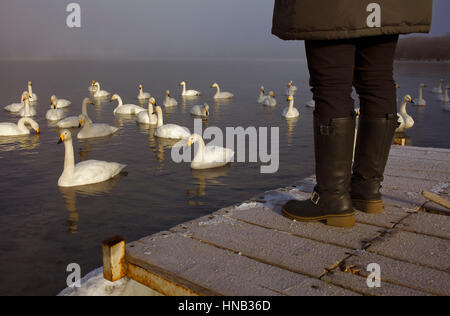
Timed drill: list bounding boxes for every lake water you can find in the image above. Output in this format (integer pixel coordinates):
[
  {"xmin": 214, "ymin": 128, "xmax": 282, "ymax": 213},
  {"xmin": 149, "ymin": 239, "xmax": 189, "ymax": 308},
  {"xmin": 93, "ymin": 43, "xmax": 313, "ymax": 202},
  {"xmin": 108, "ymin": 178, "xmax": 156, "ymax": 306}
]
[{"xmin": 0, "ymin": 59, "xmax": 449, "ymax": 295}]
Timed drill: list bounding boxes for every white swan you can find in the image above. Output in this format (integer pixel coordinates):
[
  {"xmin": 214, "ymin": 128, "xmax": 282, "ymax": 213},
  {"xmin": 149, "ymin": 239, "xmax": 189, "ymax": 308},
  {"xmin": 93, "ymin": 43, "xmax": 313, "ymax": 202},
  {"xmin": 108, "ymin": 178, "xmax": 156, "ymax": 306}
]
[
  {"xmin": 439, "ymin": 86, "xmax": 449, "ymax": 103},
  {"xmin": 153, "ymin": 106, "xmax": 190, "ymax": 139},
  {"xmin": 137, "ymin": 84, "xmax": 151, "ymax": 101},
  {"xmin": 88, "ymin": 80, "xmax": 98, "ymax": 93},
  {"xmin": 285, "ymin": 81, "xmax": 298, "ymax": 96},
  {"xmin": 77, "ymin": 115, "xmax": 119, "ymax": 139},
  {"xmin": 57, "ymin": 130, "xmax": 126, "ymax": 187},
  {"xmin": 111, "ymin": 94, "xmax": 146, "ymax": 115},
  {"xmin": 257, "ymin": 86, "xmax": 266, "ymax": 103},
  {"xmin": 433, "ymin": 80, "xmax": 444, "ymax": 94},
  {"xmin": 57, "ymin": 98, "xmax": 93, "ymax": 128},
  {"xmin": 5, "ymin": 92, "xmax": 29, "ymax": 113},
  {"xmin": 187, "ymin": 133, "xmax": 234, "ymax": 170},
  {"xmin": 136, "ymin": 98, "xmax": 158, "ymax": 125},
  {"xmin": 27, "ymin": 81, "xmax": 38, "ymax": 102},
  {"xmin": 413, "ymin": 84, "xmax": 426, "ymax": 106},
  {"xmin": 19, "ymin": 94, "xmax": 36, "ymax": 117},
  {"xmin": 46, "ymin": 103, "xmax": 67, "ymax": 121},
  {"xmin": 262, "ymin": 91, "xmax": 277, "ymax": 106},
  {"xmin": 190, "ymin": 104, "xmax": 210, "ymax": 118},
  {"xmin": 51, "ymin": 95, "xmax": 72, "ymax": 109},
  {"xmin": 179, "ymin": 81, "xmax": 201, "ymax": 97},
  {"xmin": 211, "ymin": 83, "xmax": 233, "ymax": 100},
  {"xmin": 282, "ymin": 96, "xmax": 300, "ymax": 118},
  {"xmin": 0, "ymin": 117, "xmax": 39, "ymax": 136},
  {"xmin": 163, "ymin": 90, "xmax": 178, "ymax": 107},
  {"xmin": 93, "ymin": 82, "xmax": 110, "ymax": 98},
  {"xmin": 396, "ymin": 95, "xmax": 415, "ymax": 133}
]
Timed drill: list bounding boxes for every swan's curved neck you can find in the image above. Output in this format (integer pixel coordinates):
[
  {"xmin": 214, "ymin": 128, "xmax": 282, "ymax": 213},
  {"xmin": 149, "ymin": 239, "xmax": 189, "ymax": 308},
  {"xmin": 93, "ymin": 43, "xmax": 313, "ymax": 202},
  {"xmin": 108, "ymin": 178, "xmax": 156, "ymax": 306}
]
[
  {"xmin": 17, "ymin": 118, "xmax": 31, "ymax": 132},
  {"xmin": 139, "ymin": 87, "xmax": 144, "ymax": 97},
  {"xmin": 96, "ymin": 83, "xmax": 101, "ymax": 91},
  {"xmin": 156, "ymin": 109, "xmax": 164, "ymax": 128},
  {"xmin": 399, "ymin": 100, "xmax": 411, "ymax": 119},
  {"xmin": 419, "ymin": 87, "xmax": 423, "ymax": 100},
  {"xmin": 288, "ymin": 99, "xmax": 294, "ymax": 109},
  {"xmin": 182, "ymin": 84, "xmax": 186, "ymax": 94},
  {"xmin": 81, "ymin": 100, "xmax": 89, "ymax": 116},
  {"xmin": 193, "ymin": 136, "xmax": 206, "ymax": 163},
  {"xmin": 148, "ymin": 103, "xmax": 154, "ymax": 114},
  {"xmin": 113, "ymin": 96, "xmax": 123, "ymax": 112},
  {"xmin": 63, "ymin": 138, "xmax": 75, "ymax": 177},
  {"xmin": 214, "ymin": 85, "xmax": 221, "ymax": 97},
  {"xmin": 28, "ymin": 84, "xmax": 33, "ymax": 95}
]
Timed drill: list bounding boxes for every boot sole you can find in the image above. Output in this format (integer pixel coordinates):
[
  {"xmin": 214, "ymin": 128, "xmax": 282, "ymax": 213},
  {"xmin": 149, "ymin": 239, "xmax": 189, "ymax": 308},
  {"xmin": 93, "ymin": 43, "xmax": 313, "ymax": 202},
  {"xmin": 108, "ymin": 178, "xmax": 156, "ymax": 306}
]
[
  {"xmin": 282, "ymin": 208, "xmax": 355, "ymax": 228},
  {"xmin": 352, "ymin": 199, "xmax": 383, "ymax": 214}
]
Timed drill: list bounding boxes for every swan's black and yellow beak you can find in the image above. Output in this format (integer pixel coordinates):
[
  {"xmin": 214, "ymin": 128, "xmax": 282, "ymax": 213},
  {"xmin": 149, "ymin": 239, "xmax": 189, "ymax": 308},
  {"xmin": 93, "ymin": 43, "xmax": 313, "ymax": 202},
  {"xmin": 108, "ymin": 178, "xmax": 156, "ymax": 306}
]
[
  {"xmin": 35, "ymin": 128, "xmax": 40, "ymax": 134},
  {"xmin": 188, "ymin": 139, "xmax": 193, "ymax": 147},
  {"xmin": 58, "ymin": 134, "xmax": 65, "ymax": 144},
  {"xmin": 89, "ymin": 100, "xmax": 94, "ymax": 105},
  {"xmin": 78, "ymin": 119, "xmax": 83, "ymax": 128}
]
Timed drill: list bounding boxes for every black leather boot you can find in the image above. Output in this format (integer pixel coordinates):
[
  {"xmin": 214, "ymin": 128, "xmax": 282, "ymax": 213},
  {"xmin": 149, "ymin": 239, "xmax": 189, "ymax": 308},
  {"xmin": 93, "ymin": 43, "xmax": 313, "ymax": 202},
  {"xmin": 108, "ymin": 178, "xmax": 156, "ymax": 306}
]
[
  {"xmin": 282, "ymin": 116, "xmax": 356, "ymax": 227},
  {"xmin": 351, "ymin": 114, "xmax": 398, "ymax": 214}
]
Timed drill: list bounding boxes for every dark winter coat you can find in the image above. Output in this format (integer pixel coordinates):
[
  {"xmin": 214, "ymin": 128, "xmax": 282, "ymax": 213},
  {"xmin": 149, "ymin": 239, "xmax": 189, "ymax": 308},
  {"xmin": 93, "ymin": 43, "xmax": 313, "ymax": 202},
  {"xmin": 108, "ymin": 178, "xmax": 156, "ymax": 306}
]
[{"xmin": 272, "ymin": 0, "xmax": 433, "ymax": 40}]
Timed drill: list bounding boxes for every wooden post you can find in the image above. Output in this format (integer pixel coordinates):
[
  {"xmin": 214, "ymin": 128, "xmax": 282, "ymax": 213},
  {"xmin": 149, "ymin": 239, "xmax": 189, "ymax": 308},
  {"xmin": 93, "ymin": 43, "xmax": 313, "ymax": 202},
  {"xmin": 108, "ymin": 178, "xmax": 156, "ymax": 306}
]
[
  {"xmin": 422, "ymin": 191, "xmax": 450, "ymax": 211},
  {"xmin": 102, "ymin": 235, "xmax": 127, "ymax": 282}
]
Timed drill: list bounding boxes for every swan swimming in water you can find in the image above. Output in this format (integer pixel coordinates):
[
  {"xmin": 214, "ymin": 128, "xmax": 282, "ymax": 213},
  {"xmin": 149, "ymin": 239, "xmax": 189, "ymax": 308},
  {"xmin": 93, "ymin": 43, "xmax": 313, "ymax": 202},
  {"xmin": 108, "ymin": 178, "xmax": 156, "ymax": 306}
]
[
  {"xmin": 433, "ymin": 80, "xmax": 444, "ymax": 94},
  {"xmin": 262, "ymin": 91, "xmax": 277, "ymax": 107},
  {"xmin": 396, "ymin": 95, "xmax": 415, "ymax": 133},
  {"xmin": 93, "ymin": 82, "xmax": 110, "ymax": 98},
  {"xmin": 187, "ymin": 133, "xmax": 234, "ymax": 170},
  {"xmin": 257, "ymin": 86, "xmax": 266, "ymax": 103},
  {"xmin": 211, "ymin": 83, "xmax": 233, "ymax": 100},
  {"xmin": 51, "ymin": 95, "xmax": 72, "ymax": 109},
  {"xmin": 77, "ymin": 115, "xmax": 119, "ymax": 139},
  {"xmin": 153, "ymin": 105, "xmax": 190, "ymax": 139},
  {"xmin": 57, "ymin": 98, "xmax": 93, "ymax": 128},
  {"xmin": 88, "ymin": 80, "xmax": 98, "ymax": 93},
  {"xmin": 27, "ymin": 81, "xmax": 38, "ymax": 102},
  {"xmin": 4, "ymin": 92, "xmax": 29, "ymax": 113},
  {"xmin": 57, "ymin": 130, "xmax": 126, "ymax": 187},
  {"xmin": 438, "ymin": 86, "xmax": 449, "ymax": 103},
  {"xmin": 179, "ymin": 81, "xmax": 201, "ymax": 97},
  {"xmin": 163, "ymin": 90, "xmax": 178, "ymax": 107},
  {"xmin": 111, "ymin": 94, "xmax": 146, "ymax": 115},
  {"xmin": 0, "ymin": 117, "xmax": 39, "ymax": 136},
  {"xmin": 19, "ymin": 94, "xmax": 36, "ymax": 117},
  {"xmin": 46, "ymin": 102, "xmax": 67, "ymax": 121},
  {"xmin": 413, "ymin": 84, "xmax": 426, "ymax": 106},
  {"xmin": 285, "ymin": 81, "xmax": 298, "ymax": 96},
  {"xmin": 136, "ymin": 98, "xmax": 158, "ymax": 125},
  {"xmin": 190, "ymin": 104, "xmax": 210, "ymax": 118},
  {"xmin": 282, "ymin": 96, "xmax": 300, "ymax": 118},
  {"xmin": 137, "ymin": 84, "xmax": 151, "ymax": 101}
]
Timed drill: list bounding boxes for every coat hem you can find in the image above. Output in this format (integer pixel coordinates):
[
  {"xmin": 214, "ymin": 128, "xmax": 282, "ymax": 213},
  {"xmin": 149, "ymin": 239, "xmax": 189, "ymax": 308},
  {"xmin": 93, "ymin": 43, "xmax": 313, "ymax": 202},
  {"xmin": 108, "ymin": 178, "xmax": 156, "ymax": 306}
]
[{"xmin": 272, "ymin": 25, "xmax": 431, "ymax": 41}]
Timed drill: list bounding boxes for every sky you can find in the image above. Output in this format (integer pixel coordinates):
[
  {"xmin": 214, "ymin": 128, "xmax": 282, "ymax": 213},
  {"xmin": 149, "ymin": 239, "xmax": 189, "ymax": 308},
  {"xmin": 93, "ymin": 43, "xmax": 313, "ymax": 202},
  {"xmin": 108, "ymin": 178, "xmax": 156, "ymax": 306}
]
[{"xmin": 0, "ymin": 0, "xmax": 448, "ymax": 61}]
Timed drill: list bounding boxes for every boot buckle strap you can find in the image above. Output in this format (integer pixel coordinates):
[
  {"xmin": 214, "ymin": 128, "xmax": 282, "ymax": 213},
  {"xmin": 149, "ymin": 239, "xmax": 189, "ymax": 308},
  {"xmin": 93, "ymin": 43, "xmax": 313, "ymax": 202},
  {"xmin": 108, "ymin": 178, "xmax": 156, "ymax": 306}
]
[{"xmin": 311, "ymin": 191, "xmax": 321, "ymax": 205}]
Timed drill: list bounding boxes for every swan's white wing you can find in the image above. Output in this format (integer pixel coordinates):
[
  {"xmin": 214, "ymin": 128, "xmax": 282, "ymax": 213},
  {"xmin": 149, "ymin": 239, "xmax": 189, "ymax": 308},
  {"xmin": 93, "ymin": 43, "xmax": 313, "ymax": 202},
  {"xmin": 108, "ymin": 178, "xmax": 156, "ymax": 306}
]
[
  {"xmin": 4, "ymin": 103, "xmax": 23, "ymax": 113},
  {"xmin": 0, "ymin": 123, "xmax": 26, "ymax": 136},
  {"xmin": 78, "ymin": 124, "xmax": 118, "ymax": 139},
  {"xmin": 115, "ymin": 104, "xmax": 146, "ymax": 115},
  {"xmin": 155, "ymin": 124, "xmax": 190, "ymax": 139},
  {"xmin": 192, "ymin": 146, "xmax": 234, "ymax": 169},
  {"xmin": 56, "ymin": 99, "xmax": 72, "ymax": 108},
  {"xmin": 57, "ymin": 116, "xmax": 80, "ymax": 128}
]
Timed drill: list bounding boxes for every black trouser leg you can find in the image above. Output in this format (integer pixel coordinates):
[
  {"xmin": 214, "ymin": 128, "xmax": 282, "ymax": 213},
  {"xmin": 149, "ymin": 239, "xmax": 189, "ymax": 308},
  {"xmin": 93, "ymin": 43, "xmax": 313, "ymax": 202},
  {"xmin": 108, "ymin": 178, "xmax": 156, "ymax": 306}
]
[{"xmin": 352, "ymin": 35, "xmax": 399, "ymax": 213}]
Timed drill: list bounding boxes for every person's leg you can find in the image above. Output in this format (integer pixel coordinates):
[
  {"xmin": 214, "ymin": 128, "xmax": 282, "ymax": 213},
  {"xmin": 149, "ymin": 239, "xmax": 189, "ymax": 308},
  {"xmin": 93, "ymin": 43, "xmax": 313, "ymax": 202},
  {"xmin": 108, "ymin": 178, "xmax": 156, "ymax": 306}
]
[
  {"xmin": 282, "ymin": 40, "xmax": 357, "ymax": 227},
  {"xmin": 352, "ymin": 35, "xmax": 399, "ymax": 213}
]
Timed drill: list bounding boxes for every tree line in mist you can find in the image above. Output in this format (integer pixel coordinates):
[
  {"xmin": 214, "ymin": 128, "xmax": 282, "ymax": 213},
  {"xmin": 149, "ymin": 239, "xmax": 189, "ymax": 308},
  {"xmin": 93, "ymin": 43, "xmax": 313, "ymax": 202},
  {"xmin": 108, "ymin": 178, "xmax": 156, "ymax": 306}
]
[{"xmin": 395, "ymin": 34, "xmax": 450, "ymax": 61}]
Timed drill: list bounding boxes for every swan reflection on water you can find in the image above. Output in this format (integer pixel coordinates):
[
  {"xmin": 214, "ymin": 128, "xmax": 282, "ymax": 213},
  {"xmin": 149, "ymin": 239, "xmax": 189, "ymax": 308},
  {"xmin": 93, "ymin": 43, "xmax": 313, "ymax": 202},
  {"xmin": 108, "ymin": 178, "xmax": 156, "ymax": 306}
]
[
  {"xmin": 187, "ymin": 165, "xmax": 231, "ymax": 205},
  {"xmin": 0, "ymin": 134, "xmax": 40, "ymax": 153},
  {"xmin": 58, "ymin": 173, "xmax": 127, "ymax": 234},
  {"xmin": 285, "ymin": 116, "xmax": 299, "ymax": 147}
]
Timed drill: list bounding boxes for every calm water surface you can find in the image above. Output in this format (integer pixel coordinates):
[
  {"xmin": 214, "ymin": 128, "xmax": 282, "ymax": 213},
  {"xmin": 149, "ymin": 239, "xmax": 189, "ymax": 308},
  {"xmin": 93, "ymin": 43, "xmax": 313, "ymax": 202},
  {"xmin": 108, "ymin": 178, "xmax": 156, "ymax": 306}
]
[{"xmin": 0, "ymin": 59, "xmax": 448, "ymax": 295}]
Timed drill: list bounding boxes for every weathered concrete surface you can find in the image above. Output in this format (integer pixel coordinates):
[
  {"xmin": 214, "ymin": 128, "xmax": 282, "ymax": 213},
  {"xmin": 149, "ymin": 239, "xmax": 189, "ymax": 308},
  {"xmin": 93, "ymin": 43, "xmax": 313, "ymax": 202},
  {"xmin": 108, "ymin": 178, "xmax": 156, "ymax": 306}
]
[{"xmin": 125, "ymin": 145, "xmax": 450, "ymax": 296}]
